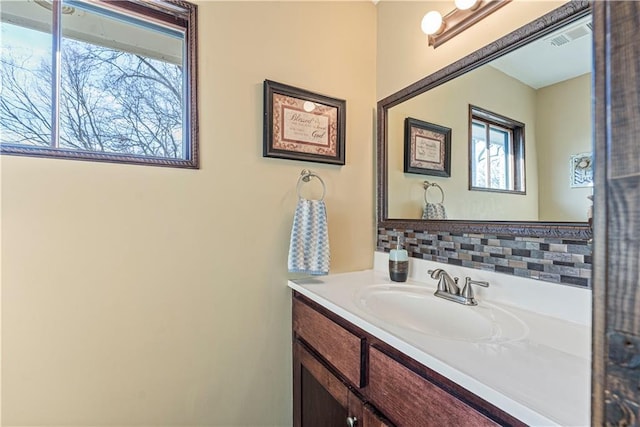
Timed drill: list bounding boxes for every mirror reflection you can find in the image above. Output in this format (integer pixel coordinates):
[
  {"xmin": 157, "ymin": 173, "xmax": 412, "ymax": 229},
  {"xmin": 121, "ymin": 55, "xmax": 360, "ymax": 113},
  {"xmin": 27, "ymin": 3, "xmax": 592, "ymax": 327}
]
[{"xmin": 387, "ymin": 14, "xmax": 592, "ymax": 222}]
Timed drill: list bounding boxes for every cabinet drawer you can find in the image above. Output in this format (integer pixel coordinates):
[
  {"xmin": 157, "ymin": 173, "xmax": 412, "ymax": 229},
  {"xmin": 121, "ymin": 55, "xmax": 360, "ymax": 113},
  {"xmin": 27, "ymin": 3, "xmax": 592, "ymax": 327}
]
[
  {"xmin": 293, "ymin": 298, "xmax": 363, "ymax": 387},
  {"xmin": 368, "ymin": 347, "xmax": 499, "ymax": 427}
]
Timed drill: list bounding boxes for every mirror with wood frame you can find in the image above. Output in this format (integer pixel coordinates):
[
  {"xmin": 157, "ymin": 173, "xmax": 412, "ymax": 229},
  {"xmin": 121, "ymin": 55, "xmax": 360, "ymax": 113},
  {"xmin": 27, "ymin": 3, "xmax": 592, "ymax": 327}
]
[{"xmin": 377, "ymin": 1, "xmax": 592, "ymax": 239}]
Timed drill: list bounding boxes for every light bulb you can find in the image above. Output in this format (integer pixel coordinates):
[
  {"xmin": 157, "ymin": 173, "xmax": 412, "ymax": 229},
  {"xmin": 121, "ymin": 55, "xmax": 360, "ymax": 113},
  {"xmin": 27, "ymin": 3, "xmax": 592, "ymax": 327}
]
[
  {"xmin": 454, "ymin": 0, "xmax": 479, "ymax": 11},
  {"xmin": 421, "ymin": 11, "xmax": 444, "ymax": 36}
]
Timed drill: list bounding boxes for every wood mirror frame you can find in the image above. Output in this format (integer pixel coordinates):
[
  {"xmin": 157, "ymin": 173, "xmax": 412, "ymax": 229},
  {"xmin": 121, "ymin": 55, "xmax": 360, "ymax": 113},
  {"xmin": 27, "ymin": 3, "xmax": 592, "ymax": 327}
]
[
  {"xmin": 377, "ymin": 1, "xmax": 592, "ymax": 240},
  {"xmin": 592, "ymin": 1, "xmax": 640, "ymax": 424}
]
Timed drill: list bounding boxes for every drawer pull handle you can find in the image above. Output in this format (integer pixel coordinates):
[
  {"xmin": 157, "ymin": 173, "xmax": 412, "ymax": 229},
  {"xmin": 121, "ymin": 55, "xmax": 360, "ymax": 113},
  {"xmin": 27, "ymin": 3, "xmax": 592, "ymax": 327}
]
[{"xmin": 346, "ymin": 416, "xmax": 358, "ymax": 427}]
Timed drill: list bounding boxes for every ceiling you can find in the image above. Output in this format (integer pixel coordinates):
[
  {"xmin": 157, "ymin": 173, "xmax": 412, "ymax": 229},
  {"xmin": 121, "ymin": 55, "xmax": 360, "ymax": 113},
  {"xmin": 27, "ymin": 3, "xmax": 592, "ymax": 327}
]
[{"xmin": 490, "ymin": 15, "xmax": 592, "ymax": 89}]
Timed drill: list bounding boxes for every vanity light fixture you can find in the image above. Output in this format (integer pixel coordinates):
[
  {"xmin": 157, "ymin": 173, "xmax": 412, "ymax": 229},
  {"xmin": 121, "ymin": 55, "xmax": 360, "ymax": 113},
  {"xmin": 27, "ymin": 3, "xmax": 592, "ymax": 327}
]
[{"xmin": 421, "ymin": 0, "xmax": 511, "ymax": 48}]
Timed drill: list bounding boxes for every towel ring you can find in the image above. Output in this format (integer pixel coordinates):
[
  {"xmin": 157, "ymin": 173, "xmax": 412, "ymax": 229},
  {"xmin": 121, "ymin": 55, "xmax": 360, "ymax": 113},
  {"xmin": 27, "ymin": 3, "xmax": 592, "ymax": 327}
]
[
  {"xmin": 423, "ymin": 181, "xmax": 444, "ymax": 204},
  {"xmin": 297, "ymin": 169, "xmax": 326, "ymax": 201}
]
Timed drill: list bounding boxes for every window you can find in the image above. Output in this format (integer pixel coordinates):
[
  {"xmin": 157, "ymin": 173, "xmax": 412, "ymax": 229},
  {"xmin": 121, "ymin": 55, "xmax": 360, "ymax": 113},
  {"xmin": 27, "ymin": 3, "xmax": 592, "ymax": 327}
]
[
  {"xmin": 469, "ymin": 105, "xmax": 525, "ymax": 193},
  {"xmin": 0, "ymin": 0, "xmax": 198, "ymax": 167}
]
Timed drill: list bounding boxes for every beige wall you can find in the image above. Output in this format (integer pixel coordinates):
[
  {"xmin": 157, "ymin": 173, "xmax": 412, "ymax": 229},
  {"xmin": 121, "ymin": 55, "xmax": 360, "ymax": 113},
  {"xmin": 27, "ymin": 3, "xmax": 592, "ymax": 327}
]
[
  {"xmin": 536, "ymin": 73, "xmax": 593, "ymax": 221},
  {"xmin": 1, "ymin": 2, "xmax": 376, "ymax": 425},
  {"xmin": 1, "ymin": 1, "xmax": 576, "ymax": 425},
  {"xmin": 376, "ymin": 0, "xmax": 566, "ymax": 99},
  {"xmin": 387, "ymin": 65, "xmax": 539, "ymax": 220}
]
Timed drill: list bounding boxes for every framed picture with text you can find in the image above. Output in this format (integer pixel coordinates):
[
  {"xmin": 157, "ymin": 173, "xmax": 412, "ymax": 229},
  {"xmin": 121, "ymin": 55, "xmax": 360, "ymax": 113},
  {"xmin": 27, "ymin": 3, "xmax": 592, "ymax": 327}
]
[
  {"xmin": 404, "ymin": 117, "xmax": 451, "ymax": 177},
  {"xmin": 263, "ymin": 80, "xmax": 345, "ymax": 165}
]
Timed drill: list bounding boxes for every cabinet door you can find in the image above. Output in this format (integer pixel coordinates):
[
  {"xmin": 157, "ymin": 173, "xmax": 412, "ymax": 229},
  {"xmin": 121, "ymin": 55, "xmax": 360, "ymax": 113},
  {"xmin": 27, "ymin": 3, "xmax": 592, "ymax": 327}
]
[
  {"xmin": 294, "ymin": 341, "xmax": 363, "ymax": 427},
  {"xmin": 364, "ymin": 404, "xmax": 393, "ymax": 427},
  {"xmin": 293, "ymin": 297, "xmax": 363, "ymax": 387},
  {"xmin": 368, "ymin": 347, "xmax": 499, "ymax": 427}
]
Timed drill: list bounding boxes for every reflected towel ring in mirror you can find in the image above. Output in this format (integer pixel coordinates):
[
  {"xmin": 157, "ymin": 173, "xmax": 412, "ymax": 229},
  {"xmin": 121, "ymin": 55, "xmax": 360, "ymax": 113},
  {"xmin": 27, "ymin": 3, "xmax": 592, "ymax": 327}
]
[
  {"xmin": 377, "ymin": 1, "xmax": 592, "ymax": 239},
  {"xmin": 423, "ymin": 181, "xmax": 445, "ymax": 204},
  {"xmin": 423, "ymin": 181, "xmax": 447, "ymax": 220},
  {"xmin": 297, "ymin": 169, "xmax": 326, "ymax": 201}
]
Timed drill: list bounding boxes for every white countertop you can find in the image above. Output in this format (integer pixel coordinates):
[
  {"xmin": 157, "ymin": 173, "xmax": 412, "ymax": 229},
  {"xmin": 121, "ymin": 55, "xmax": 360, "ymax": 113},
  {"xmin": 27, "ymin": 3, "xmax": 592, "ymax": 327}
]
[{"xmin": 288, "ymin": 253, "xmax": 591, "ymax": 427}]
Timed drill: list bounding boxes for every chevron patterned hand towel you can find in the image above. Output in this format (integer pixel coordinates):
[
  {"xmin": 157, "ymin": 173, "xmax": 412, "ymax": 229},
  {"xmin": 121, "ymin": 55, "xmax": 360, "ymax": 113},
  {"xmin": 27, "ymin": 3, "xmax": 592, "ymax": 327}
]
[
  {"xmin": 422, "ymin": 202, "xmax": 447, "ymax": 220},
  {"xmin": 288, "ymin": 199, "xmax": 330, "ymax": 276}
]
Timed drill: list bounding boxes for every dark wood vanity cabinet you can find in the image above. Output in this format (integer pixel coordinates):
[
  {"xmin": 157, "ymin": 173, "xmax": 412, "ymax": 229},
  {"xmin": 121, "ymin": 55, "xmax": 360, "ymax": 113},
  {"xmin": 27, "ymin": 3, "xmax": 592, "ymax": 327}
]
[
  {"xmin": 294, "ymin": 341, "xmax": 364, "ymax": 427},
  {"xmin": 292, "ymin": 292, "xmax": 526, "ymax": 427}
]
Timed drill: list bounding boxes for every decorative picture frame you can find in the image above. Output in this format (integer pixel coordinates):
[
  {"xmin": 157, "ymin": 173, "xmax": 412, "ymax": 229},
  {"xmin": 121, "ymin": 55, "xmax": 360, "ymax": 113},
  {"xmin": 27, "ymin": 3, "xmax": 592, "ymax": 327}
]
[
  {"xmin": 404, "ymin": 117, "xmax": 451, "ymax": 177},
  {"xmin": 263, "ymin": 80, "xmax": 346, "ymax": 165},
  {"xmin": 570, "ymin": 152, "xmax": 593, "ymax": 188}
]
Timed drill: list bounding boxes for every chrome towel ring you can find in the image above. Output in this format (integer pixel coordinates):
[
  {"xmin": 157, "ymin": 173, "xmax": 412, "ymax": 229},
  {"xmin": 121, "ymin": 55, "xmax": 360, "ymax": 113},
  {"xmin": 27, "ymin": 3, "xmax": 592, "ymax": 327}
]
[
  {"xmin": 297, "ymin": 169, "xmax": 326, "ymax": 201},
  {"xmin": 423, "ymin": 181, "xmax": 445, "ymax": 204}
]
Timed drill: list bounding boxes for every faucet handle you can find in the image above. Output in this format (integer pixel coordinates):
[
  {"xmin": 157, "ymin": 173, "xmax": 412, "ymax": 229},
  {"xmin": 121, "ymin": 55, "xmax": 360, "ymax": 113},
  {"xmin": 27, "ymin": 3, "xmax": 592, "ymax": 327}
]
[
  {"xmin": 461, "ymin": 277, "xmax": 489, "ymax": 301},
  {"xmin": 428, "ymin": 269, "xmax": 460, "ymax": 294},
  {"xmin": 431, "ymin": 271, "xmax": 448, "ymax": 292}
]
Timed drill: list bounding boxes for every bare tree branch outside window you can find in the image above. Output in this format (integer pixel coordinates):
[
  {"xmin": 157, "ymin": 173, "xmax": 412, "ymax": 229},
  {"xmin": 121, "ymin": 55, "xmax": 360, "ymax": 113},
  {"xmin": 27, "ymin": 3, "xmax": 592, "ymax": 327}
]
[
  {"xmin": 1, "ymin": 26, "xmax": 183, "ymax": 158},
  {"xmin": 0, "ymin": 0, "xmax": 197, "ymax": 167}
]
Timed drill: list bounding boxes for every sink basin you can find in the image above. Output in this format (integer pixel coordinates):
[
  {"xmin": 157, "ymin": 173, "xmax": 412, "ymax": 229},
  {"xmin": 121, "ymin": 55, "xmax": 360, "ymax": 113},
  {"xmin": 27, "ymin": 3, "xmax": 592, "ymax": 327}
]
[{"xmin": 355, "ymin": 284, "xmax": 528, "ymax": 343}]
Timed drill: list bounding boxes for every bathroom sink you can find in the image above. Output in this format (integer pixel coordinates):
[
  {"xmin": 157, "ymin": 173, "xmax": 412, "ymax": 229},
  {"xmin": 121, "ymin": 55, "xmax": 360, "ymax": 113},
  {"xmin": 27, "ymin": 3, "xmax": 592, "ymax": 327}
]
[{"xmin": 355, "ymin": 284, "xmax": 528, "ymax": 343}]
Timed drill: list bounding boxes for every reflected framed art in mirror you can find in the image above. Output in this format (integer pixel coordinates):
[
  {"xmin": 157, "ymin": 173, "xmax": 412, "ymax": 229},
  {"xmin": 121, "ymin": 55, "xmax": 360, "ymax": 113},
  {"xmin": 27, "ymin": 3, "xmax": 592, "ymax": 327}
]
[{"xmin": 377, "ymin": 1, "xmax": 592, "ymax": 239}]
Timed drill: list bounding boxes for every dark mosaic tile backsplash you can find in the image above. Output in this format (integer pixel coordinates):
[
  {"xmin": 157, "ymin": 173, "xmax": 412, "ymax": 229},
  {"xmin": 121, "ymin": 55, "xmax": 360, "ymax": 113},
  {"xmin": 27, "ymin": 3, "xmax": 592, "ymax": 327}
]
[{"xmin": 378, "ymin": 228, "xmax": 592, "ymax": 288}]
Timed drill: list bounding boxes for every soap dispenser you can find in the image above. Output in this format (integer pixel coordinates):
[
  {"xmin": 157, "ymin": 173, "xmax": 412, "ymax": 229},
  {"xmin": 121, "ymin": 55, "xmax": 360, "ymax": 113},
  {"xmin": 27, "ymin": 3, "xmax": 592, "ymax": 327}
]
[{"xmin": 389, "ymin": 236, "xmax": 409, "ymax": 282}]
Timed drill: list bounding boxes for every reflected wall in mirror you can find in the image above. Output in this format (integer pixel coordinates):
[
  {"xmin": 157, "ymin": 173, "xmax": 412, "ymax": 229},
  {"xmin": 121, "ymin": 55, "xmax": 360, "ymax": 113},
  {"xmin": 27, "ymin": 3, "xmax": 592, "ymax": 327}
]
[
  {"xmin": 377, "ymin": 0, "xmax": 592, "ymax": 243},
  {"xmin": 386, "ymin": 13, "xmax": 592, "ymax": 222}
]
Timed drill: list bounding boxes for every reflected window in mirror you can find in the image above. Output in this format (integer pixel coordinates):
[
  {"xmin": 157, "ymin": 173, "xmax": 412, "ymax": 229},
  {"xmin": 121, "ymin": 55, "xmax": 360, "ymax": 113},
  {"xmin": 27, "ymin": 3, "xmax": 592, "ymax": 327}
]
[
  {"xmin": 378, "ymin": 1, "xmax": 592, "ymax": 229},
  {"xmin": 469, "ymin": 105, "xmax": 525, "ymax": 194}
]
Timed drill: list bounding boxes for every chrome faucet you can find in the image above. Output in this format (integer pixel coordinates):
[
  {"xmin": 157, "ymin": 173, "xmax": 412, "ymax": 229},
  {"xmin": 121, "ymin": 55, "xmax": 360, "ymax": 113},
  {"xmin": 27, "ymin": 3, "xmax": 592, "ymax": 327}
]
[
  {"xmin": 428, "ymin": 269, "xmax": 489, "ymax": 306},
  {"xmin": 429, "ymin": 268, "xmax": 459, "ymax": 294}
]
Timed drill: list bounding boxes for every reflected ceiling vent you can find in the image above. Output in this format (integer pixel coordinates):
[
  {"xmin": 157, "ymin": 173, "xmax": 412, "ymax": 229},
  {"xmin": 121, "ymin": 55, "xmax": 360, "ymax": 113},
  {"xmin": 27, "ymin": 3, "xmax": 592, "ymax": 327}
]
[{"xmin": 545, "ymin": 20, "xmax": 592, "ymax": 47}]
